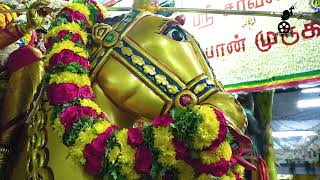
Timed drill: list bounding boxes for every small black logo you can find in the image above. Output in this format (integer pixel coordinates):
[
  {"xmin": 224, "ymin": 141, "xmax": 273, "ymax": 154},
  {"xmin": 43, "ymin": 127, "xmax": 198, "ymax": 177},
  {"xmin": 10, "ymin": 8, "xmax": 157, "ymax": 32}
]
[{"xmin": 277, "ymin": 3, "xmax": 296, "ymax": 36}]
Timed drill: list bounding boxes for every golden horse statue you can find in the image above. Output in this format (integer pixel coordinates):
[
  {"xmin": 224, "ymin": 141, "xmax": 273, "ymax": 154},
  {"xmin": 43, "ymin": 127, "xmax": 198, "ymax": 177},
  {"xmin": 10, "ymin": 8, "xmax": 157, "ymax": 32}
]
[{"xmin": 0, "ymin": 0, "xmax": 254, "ymax": 179}]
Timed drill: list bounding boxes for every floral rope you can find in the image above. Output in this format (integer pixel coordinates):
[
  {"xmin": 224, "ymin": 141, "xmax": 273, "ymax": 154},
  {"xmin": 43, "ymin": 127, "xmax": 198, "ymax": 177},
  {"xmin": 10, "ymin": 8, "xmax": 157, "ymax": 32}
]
[{"xmin": 43, "ymin": 0, "xmax": 251, "ymax": 179}]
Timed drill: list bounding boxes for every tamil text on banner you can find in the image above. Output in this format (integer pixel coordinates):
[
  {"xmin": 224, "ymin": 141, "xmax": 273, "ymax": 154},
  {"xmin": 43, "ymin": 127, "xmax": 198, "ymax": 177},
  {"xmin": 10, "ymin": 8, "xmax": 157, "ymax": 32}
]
[{"xmin": 176, "ymin": 0, "xmax": 320, "ymax": 92}]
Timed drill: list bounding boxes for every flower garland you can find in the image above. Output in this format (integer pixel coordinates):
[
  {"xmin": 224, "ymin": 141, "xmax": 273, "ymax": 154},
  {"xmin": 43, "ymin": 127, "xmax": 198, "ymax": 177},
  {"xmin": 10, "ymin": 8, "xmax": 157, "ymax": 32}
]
[{"xmin": 43, "ymin": 0, "xmax": 252, "ymax": 179}]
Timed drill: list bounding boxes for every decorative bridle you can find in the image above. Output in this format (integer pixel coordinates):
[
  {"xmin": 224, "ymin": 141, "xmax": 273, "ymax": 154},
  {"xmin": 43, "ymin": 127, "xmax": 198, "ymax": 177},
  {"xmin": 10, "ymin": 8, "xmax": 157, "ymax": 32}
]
[{"xmin": 89, "ymin": 7, "xmax": 222, "ymax": 114}]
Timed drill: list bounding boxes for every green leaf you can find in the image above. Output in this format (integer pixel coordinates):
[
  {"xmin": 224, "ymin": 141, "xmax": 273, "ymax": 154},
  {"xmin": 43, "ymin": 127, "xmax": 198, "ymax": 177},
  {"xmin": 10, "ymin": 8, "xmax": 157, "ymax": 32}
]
[
  {"xmin": 227, "ymin": 132, "xmax": 235, "ymax": 143},
  {"xmin": 169, "ymin": 106, "xmax": 202, "ymax": 149},
  {"xmin": 63, "ymin": 116, "xmax": 95, "ymax": 146},
  {"xmin": 46, "ymin": 63, "xmax": 89, "ymax": 76},
  {"xmin": 87, "ymin": 2, "xmax": 98, "ymax": 24},
  {"xmin": 111, "ymin": 171, "xmax": 117, "ymax": 179},
  {"xmin": 73, "ymin": 0, "xmax": 87, "ymax": 3}
]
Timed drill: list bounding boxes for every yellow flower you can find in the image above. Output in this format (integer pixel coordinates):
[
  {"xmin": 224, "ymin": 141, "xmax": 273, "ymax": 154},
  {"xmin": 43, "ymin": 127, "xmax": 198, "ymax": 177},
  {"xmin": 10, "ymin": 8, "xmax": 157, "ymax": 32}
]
[
  {"xmin": 220, "ymin": 174, "xmax": 236, "ymax": 180},
  {"xmin": 153, "ymin": 127, "xmax": 176, "ymax": 167},
  {"xmin": 116, "ymin": 129, "xmax": 140, "ymax": 179},
  {"xmin": 108, "ymin": 146, "xmax": 120, "ymax": 164},
  {"xmin": 65, "ymin": 3, "xmax": 92, "ymax": 26},
  {"xmin": 193, "ymin": 105, "xmax": 220, "ymax": 150},
  {"xmin": 69, "ymin": 120, "xmax": 111, "ymax": 165},
  {"xmin": 44, "ymin": 40, "xmax": 89, "ymax": 65},
  {"xmin": 200, "ymin": 141, "xmax": 232, "ymax": 164},
  {"xmin": 49, "ymin": 72, "xmax": 91, "ymax": 87},
  {"xmin": 175, "ymin": 160, "xmax": 194, "ymax": 180},
  {"xmin": 96, "ymin": 2, "xmax": 107, "ymax": 19},
  {"xmin": 197, "ymin": 174, "xmax": 214, "ymax": 180},
  {"xmin": 93, "ymin": 120, "xmax": 110, "ymax": 134},
  {"xmin": 46, "ymin": 22, "xmax": 88, "ymax": 43},
  {"xmin": 234, "ymin": 164, "xmax": 245, "ymax": 178},
  {"xmin": 53, "ymin": 117, "xmax": 65, "ymax": 138},
  {"xmin": 80, "ymin": 99, "xmax": 102, "ymax": 114}
]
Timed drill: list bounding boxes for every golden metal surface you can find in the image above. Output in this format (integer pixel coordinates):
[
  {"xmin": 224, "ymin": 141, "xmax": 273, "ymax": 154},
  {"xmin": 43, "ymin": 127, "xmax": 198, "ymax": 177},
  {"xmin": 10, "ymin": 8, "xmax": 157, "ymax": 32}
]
[{"xmin": 26, "ymin": 101, "xmax": 53, "ymax": 180}]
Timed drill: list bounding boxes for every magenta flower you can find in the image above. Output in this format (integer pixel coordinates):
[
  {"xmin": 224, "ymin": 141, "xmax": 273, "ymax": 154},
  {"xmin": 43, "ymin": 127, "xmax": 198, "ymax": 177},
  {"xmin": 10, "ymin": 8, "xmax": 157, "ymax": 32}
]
[
  {"xmin": 230, "ymin": 156, "xmax": 238, "ymax": 166},
  {"xmin": 60, "ymin": 105, "xmax": 81, "ymax": 131},
  {"xmin": 62, "ymin": 8, "xmax": 89, "ymax": 24},
  {"xmin": 83, "ymin": 145, "xmax": 103, "ymax": 175},
  {"xmin": 49, "ymin": 49, "xmax": 90, "ymax": 69},
  {"xmin": 83, "ymin": 125, "xmax": 118, "ymax": 175},
  {"xmin": 78, "ymin": 85, "xmax": 95, "ymax": 99},
  {"xmin": 173, "ymin": 138, "xmax": 189, "ymax": 160},
  {"xmin": 134, "ymin": 146, "xmax": 153, "ymax": 174},
  {"xmin": 128, "ymin": 128, "xmax": 143, "ymax": 147},
  {"xmin": 79, "ymin": 106, "xmax": 97, "ymax": 118},
  {"xmin": 71, "ymin": 33, "xmax": 84, "ymax": 44},
  {"xmin": 57, "ymin": 30, "xmax": 69, "ymax": 40},
  {"xmin": 152, "ymin": 114, "xmax": 173, "ymax": 127},
  {"xmin": 98, "ymin": 112, "xmax": 107, "ymax": 119},
  {"xmin": 47, "ymin": 83, "xmax": 78, "ymax": 105},
  {"xmin": 206, "ymin": 108, "xmax": 228, "ymax": 151},
  {"xmin": 46, "ymin": 83, "xmax": 95, "ymax": 105},
  {"xmin": 193, "ymin": 159, "xmax": 230, "ymax": 177}
]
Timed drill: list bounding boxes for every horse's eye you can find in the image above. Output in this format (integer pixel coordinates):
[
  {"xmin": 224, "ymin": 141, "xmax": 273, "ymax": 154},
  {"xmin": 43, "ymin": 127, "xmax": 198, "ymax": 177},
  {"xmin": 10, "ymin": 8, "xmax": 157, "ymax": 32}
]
[{"xmin": 162, "ymin": 25, "xmax": 188, "ymax": 42}]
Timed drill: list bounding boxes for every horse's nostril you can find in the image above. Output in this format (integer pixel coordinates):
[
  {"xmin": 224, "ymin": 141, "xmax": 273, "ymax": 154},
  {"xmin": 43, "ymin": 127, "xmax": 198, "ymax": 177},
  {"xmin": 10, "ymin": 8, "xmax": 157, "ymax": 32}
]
[{"xmin": 179, "ymin": 94, "xmax": 192, "ymax": 106}]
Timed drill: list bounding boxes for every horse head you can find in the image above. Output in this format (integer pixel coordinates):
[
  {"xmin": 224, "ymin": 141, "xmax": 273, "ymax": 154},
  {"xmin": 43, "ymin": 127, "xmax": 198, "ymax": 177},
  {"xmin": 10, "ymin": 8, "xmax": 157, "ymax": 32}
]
[{"xmin": 90, "ymin": 0, "xmax": 248, "ymax": 136}]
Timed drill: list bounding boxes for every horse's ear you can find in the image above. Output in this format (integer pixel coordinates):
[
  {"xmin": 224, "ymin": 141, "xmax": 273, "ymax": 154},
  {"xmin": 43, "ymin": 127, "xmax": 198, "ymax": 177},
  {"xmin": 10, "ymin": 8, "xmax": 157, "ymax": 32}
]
[{"xmin": 174, "ymin": 14, "xmax": 186, "ymax": 26}]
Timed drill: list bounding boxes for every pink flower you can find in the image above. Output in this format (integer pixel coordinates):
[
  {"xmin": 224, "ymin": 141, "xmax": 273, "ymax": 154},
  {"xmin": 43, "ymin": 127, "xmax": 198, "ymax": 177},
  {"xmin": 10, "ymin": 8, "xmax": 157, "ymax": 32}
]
[
  {"xmin": 98, "ymin": 112, "xmax": 107, "ymax": 119},
  {"xmin": 89, "ymin": 125, "xmax": 119, "ymax": 154},
  {"xmin": 60, "ymin": 105, "xmax": 81, "ymax": 131},
  {"xmin": 134, "ymin": 146, "xmax": 153, "ymax": 174},
  {"xmin": 230, "ymin": 156, "xmax": 238, "ymax": 166},
  {"xmin": 208, "ymin": 159, "xmax": 230, "ymax": 177},
  {"xmin": 71, "ymin": 33, "xmax": 84, "ymax": 44},
  {"xmin": 47, "ymin": 83, "xmax": 78, "ymax": 105},
  {"xmin": 83, "ymin": 125, "xmax": 118, "ymax": 175},
  {"xmin": 78, "ymin": 86, "xmax": 95, "ymax": 99},
  {"xmin": 79, "ymin": 107, "xmax": 97, "ymax": 118},
  {"xmin": 206, "ymin": 109, "xmax": 228, "ymax": 151},
  {"xmin": 127, "ymin": 128, "xmax": 143, "ymax": 147},
  {"xmin": 173, "ymin": 138, "xmax": 189, "ymax": 160},
  {"xmin": 84, "ymin": 159, "xmax": 102, "ymax": 175},
  {"xmin": 83, "ymin": 145, "xmax": 103, "ymax": 175},
  {"xmin": 63, "ymin": 8, "xmax": 89, "ymax": 24},
  {"xmin": 152, "ymin": 114, "xmax": 173, "ymax": 127},
  {"xmin": 57, "ymin": 30, "xmax": 69, "ymax": 40},
  {"xmin": 46, "ymin": 83, "xmax": 95, "ymax": 105},
  {"xmin": 193, "ymin": 159, "xmax": 230, "ymax": 177},
  {"xmin": 49, "ymin": 49, "xmax": 90, "ymax": 69}
]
